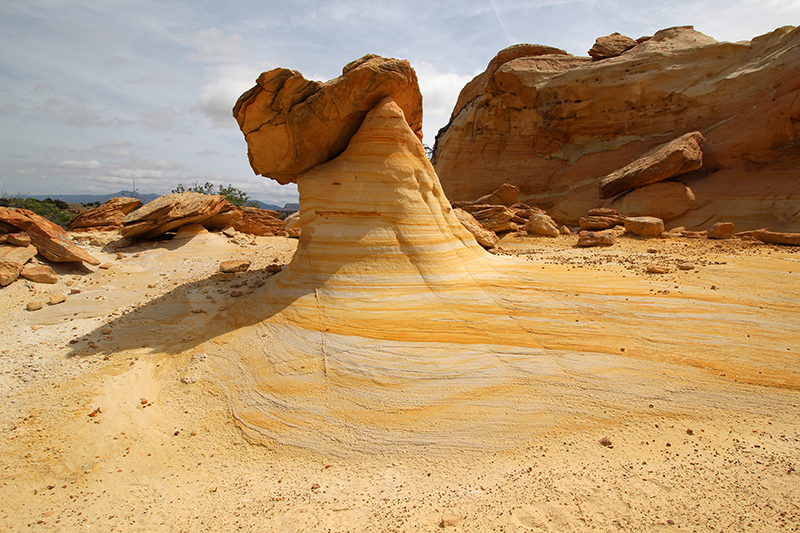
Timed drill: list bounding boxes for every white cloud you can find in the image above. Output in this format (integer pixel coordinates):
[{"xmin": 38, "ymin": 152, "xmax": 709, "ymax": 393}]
[
  {"xmin": 412, "ymin": 61, "xmax": 476, "ymax": 143},
  {"xmin": 184, "ymin": 28, "xmax": 244, "ymax": 64},
  {"xmin": 57, "ymin": 160, "xmax": 102, "ymax": 170},
  {"xmin": 197, "ymin": 61, "xmax": 276, "ymax": 128}
]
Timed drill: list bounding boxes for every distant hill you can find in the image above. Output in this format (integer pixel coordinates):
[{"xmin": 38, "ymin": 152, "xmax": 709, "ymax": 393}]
[{"xmin": 30, "ymin": 191, "xmax": 298, "ymax": 211}]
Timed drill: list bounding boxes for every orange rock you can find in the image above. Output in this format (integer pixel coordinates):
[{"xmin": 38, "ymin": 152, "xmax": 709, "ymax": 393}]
[
  {"xmin": 232, "ymin": 207, "xmax": 286, "ymax": 236},
  {"xmin": 453, "ymin": 208, "xmax": 498, "ymax": 248},
  {"xmin": 599, "ymin": 132, "xmax": 705, "ymax": 199},
  {"xmin": 753, "ymin": 230, "xmax": 800, "ymax": 246},
  {"xmin": 121, "ymin": 193, "xmax": 232, "ymax": 239},
  {"xmin": 234, "ymin": 55, "xmax": 422, "ymax": 184},
  {"xmin": 434, "ymin": 26, "xmax": 800, "ymax": 231},
  {"xmin": 20, "ymin": 264, "xmax": 58, "ymax": 284},
  {"xmin": 707, "ymin": 222, "xmax": 735, "ymax": 239},
  {"xmin": 68, "ymin": 197, "xmax": 142, "ymax": 231},
  {"xmin": 624, "ymin": 216, "xmax": 665, "ymax": 238},
  {"xmin": 577, "ymin": 230, "xmax": 615, "ymax": 247},
  {"xmin": 0, "ymin": 207, "xmax": 99, "ymax": 265},
  {"xmin": 589, "ymin": 32, "xmax": 638, "ymax": 60}
]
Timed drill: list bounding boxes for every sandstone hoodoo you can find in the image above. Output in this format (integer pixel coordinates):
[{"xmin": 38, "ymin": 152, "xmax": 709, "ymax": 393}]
[{"xmin": 433, "ymin": 26, "xmax": 800, "ymax": 232}]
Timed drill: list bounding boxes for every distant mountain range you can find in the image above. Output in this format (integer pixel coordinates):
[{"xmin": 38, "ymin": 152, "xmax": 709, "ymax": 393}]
[{"xmin": 30, "ymin": 191, "xmax": 299, "ymax": 211}]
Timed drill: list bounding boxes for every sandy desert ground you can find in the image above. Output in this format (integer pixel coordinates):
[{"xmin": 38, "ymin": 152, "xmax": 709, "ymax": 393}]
[{"xmin": 1, "ymin": 229, "xmax": 798, "ymax": 532}]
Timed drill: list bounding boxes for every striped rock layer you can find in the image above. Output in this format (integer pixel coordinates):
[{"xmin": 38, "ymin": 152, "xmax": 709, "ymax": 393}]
[{"xmin": 216, "ymin": 93, "xmax": 800, "ymax": 455}]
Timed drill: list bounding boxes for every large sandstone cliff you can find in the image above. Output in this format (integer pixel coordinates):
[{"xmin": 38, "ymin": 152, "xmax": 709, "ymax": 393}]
[{"xmin": 432, "ymin": 26, "xmax": 800, "ymax": 231}]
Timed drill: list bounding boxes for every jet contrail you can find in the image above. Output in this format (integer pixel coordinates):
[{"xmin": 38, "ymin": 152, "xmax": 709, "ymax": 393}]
[{"xmin": 489, "ymin": 0, "xmax": 515, "ymax": 45}]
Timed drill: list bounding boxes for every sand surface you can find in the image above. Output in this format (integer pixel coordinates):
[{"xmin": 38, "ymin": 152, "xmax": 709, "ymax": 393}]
[{"xmin": 1, "ymin": 230, "xmax": 798, "ymax": 532}]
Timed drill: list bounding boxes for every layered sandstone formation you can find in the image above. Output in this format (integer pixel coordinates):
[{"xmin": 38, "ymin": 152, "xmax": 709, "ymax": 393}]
[
  {"xmin": 433, "ymin": 26, "xmax": 800, "ymax": 231},
  {"xmin": 216, "ymin": 56, "xmax": 799, "ymax": 453}
]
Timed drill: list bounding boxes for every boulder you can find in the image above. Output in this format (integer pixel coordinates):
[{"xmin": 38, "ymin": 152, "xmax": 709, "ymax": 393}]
[
  {"xmin": 219, "ymin": 260, "xmax": 251, "ymax": 273},
  {"xmin": 0, "ymin": 244, "xmax": 37, "ymax": 286},
  {"xmin": 599, "ymin": 132, "xmax": 705, "ymax": 199},
  {"xmin": 472, "ymin": 183, "xmax": 520, "ymax": 206},
  {"xmin": 579, "ymin": 208, "xmax": 626, "ymax": 230},
  {"xmin": 0, "ymin": 207, "xmax": 99, "ymax": 265},
  {"xmin": 753, "ymin": 230, "xmax": 800, "ymax": 246},
  {"xmin": 525, "ymin": 212, "xmax": 559, "ymax": 237},
  {"xmin": 433, "ymin": 26, "xmax": 800, "ymax": 231},
  {"xmin": 589, "ymin": 32, "xmax": 638, "ymax": 60},
  {"xmin": 121, "ymin": 193, "xmax": 232, "ymax": 239},
  {"xmin": 20, "ymin": 264, "xmax": 58, "ymax": 284},
  {"xmin": 707, "ymin": 222, "xmax": 735, "ymax": 239},
  {"xmin": 509, "ymin": 203, "xmax": 545, "ymax": 220},
  {"xmin": 68, "ymin": 197, "xmax": 142, "ymax": 231},
  {"xmin": 0, "ymin": 232, "xmax": 32, "ymax": 246},
  {"xmin": 232, "ymin": 207, "xmax": 287, "ymax": 236},
  {"xmin": 233, "ymin": 55, "xmax": 422, "ymax": 184},
  {"xmin": 456, "ymin": 205, "xmax": 518, "ymax": 233},
  {"xmin": 624, "ymin": 216, "xmax": 665, "ymax": 237},
  {"xmin": 284, "ymin": 211, "xmax": 301, "ymax": 238},
  {"xmin": 577, "ymin": 230, "xmax": 616, "ymax": 247},
  {"xmin": 607, "ymin": 181, "xmax": 696, "ymax": 221},
  {"xmin": 453, "ymin": 208, "xmax": 498, "ymax": 248}
]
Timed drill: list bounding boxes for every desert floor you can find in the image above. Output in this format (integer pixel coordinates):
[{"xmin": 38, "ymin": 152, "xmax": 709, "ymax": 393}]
[{"xmin": 1, "ymin": 230, "xmax": 798, "ymax": 532}]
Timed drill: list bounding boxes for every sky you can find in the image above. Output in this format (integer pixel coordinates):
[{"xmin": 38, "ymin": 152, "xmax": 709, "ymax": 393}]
[{"xmin": 1, "ymin": 1, "xmax": 798, "ymax": 206}]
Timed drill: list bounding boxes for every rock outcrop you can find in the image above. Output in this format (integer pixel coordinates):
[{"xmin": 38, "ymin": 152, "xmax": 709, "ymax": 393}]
[
  {"xmin": 0, "ymin": 207, "xmax": 99, "ymax": 265},
  {"xmin": 588, "ymin": 32, "xmax": 638, "ymax": 60},
  {"xmin": 433, "ymin": 25, "xmax": 800, "ymax": 232},
  {"xmin": 68, "ymin": 197, "xmax": 142, "ymax": 231},
  {"xmin": 121, "ymin": 193, "xmax": 232, "ymax": 239}
]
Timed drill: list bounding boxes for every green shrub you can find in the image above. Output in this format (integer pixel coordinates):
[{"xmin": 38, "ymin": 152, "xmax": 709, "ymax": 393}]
[{"xmin": 172, "ymin": 181, "xmax": 259, "ymax": 208}]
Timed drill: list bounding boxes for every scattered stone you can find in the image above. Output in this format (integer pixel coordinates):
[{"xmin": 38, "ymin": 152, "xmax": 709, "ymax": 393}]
[
  {"xmin": 753, "ymin": 229, "xmax": 800, "ymax": 246},
  {"xmin": 646, "ymin": 264, "xmax": 672, "ymax": 274},
  {"xmin": 180, "ymin": 376, "xmax": 197, "ymax": 384},
  {"xmin": 681, "ymin": 230, "xmax": 707, "ymax": 238},
  {"xmin": 0, "ymin": 244, "xmax": 38, "ymax": 286},
  {"xmin": 219, "ymin": 260, "xmax": 251, "ymax": 273},
  {"xmin": 589, "ymin": 32, "xmax": 637, "ymax": 60},
  {"xmin": 70, "ymin": 288, "xmax": 82, "ymax": 294},
  {"xmin": 624, "ymin": 216, "xmax": 665, "ymax": 238},
  {"xmin": 707, "ymin": 222, "xmax": 734, "ymax": 239},
  {"xmin": 599, "ymin": 132, "xmax": 705, "ymax": 199},
  {"xmin": 49, "ymin": 294, "xmax": 67, "ymax": 305},
  {"xmin": 599, "ymin": 436, "xmax": 613, "ymax": 447},
  {"xmin": 26, "ymin": 301, "xmax": 44, "ymax": 311},
  {"xmin": 230, "ymin": 290, "xmax": 243, "ymax": 297},
  {"xmin": 559, "ymin": 225, "xmax": 572, "ymax": 235},
  {"xmin": 265, "ymin": 264, "xmax": 283, "ymax": 273},
  {"xmin": 577, "ymin": 230, "xmax": 615, "ymax": 247},
  {"xmin": 221, "ymin": 226, "xmax": 237, "ymax": 237},
  {"xmin": 686, "ymin": 429, "xmax": 694, "ymax": 435},
  {"xmin": 524, "ymin": 212, "xmax": 559, "ymax": 237},
  {"xmin": 453, "ymin": 208, "xmax": 498, "ymax": 249},
  {"xmin": 441, "ymin": 513, "xmax": 460, "ymax": 527},
  {"xmin": 21, "ymin": 264, "xmax": 58, "ymax": 284},
  {"xmin": 677, "ymin": 262, "xmax": 695, "ymax": 270}
]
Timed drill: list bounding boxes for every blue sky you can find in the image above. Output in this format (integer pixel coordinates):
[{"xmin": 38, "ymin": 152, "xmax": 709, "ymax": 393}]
[{"xmin": 1, "ymin": 0, "xmax": 798, "ymax": 206}]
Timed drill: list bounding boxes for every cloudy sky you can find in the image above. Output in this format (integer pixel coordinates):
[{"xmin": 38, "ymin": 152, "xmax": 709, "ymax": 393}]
[{"xmin": 1, "ymin": 0, "xmax": 797, "ymax": 206}]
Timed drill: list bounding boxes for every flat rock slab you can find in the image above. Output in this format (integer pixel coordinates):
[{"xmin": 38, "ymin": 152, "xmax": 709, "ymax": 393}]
[
  {"xmin": 0, "ymin": 207, "xmax": 99, "ymax": 265},
  {"xmin": 753, "ymin": 230, "xmax": 800, "ymax": 246},
  {"xmin": 600, "ymin": 132, "xmax": 705, "ymax": 199},
  {"xmin": 121, "ymin": 192, "xmax": 231, "ymax": 240}
]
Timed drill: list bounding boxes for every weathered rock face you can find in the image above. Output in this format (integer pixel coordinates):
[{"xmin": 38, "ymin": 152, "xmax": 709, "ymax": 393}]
[
  {"xmin": 68, "ymin": 197, "xmax": 142, "ymax": 231},
  {"xmin": 233, "ymin": 55, "xmax": 423, "ymax": 184},
  {"xmin": 433, "ymin": 25, "xmax": 800, "ymax": 231}
]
